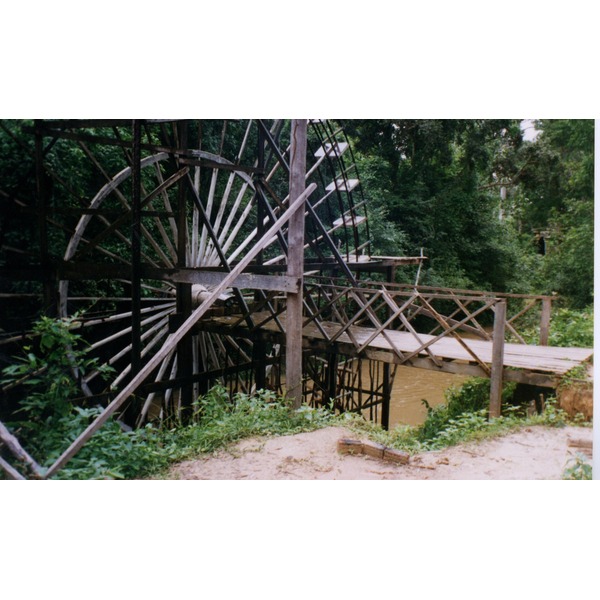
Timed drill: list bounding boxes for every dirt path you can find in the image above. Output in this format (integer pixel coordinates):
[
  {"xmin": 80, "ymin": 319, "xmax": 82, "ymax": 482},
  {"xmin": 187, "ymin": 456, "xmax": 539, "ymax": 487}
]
[{"xmin": 167, "ymin": 424, "xmax": 592, "ymax": 480}]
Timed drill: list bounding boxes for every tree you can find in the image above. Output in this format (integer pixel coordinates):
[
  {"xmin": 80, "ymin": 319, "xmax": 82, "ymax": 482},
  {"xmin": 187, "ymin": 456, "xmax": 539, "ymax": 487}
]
[
  {"xmin": 514, "ymin": 120, "xmax": 594, "ymax": 307},
  {"xmin": 345, "ymin": 119, "xmax": 524, "ymax": 291}
]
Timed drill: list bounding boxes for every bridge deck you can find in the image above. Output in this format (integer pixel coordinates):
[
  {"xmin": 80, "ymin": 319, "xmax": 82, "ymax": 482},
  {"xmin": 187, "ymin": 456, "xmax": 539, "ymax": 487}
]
[
  {"xmin": 298, "ymin": 320, "xmax": 593, "ymax": 375},
  {"xmin": 210, "ymin": 313, "xmax": 593, "ymax": 379}
]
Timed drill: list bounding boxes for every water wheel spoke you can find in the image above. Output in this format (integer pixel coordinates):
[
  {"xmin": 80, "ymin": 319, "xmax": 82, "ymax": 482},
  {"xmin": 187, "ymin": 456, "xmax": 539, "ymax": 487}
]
[
  {"xmin": 108, "ymin": 321, "xmax": 170, "ymax": 389},
  {"xmin": 88, "ymin": 306, "xmax": 174, "ymax": 351}
]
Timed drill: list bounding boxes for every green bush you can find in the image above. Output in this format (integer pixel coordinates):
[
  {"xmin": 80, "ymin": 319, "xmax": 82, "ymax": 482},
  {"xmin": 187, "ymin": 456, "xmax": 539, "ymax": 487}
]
[
  {"xmin": 417, "ymin": 378, "xmax": 516, "ymax": 444},
  {"xmin": 562, "ymin": 453, "xmax": 592, "ymax": 480},
  {"xmin": 547, "ymin": 306, "xmax": 593, "ymax": 348},
  {"xmin": 343, "ymin": 377, "xmax": 573, "ymax": 454}
]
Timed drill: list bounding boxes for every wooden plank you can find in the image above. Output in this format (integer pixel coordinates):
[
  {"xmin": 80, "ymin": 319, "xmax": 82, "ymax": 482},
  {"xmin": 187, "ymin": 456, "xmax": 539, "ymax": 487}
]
[
  {"xmin": 206, "ymin": 310, "xmax": 590, "ymax": 384},
  {"xmin": 337, "ymin": 439, "xmax": 364, "ymax": 454},
  {"xmin": 165, "ymin": 270, "xmax": 300, "ymax": 293},
  {"xmin": 362, "ymin": 440, "xmax": 385, "ymax": 459},
  {"xmin": 326, "ymin": 178, "xmax": 360, "ymax": 192},
  {"xmin": 383, "ymin": 448, "xmax": 410, "ymax": 464},
  {"xmin": 42, "ymin": 182, "xmax": 318, "ymax": 478},
  {"xmin": 265, "ymin": 312, "xmax": 591, "ymax": 373},
  {"xmin": 59, "ymin": 262, "xmax": 299, "ymax": 293},
  {"xmin": 314, "ymin": 142, "xmax": 349, "ymax": 158}
]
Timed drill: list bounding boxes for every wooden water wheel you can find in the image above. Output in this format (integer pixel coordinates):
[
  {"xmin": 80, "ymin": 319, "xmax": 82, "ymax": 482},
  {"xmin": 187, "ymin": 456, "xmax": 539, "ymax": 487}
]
[{"xmin": 1, "ymin": 119, "xmax": 375, "ymax": 426}]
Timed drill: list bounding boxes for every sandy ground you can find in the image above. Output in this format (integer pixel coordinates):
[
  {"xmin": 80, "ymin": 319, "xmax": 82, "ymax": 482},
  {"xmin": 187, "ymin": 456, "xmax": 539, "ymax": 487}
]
[{"xmin": 168, "ymin": 424, "xmax": 593, "ymax": 480}]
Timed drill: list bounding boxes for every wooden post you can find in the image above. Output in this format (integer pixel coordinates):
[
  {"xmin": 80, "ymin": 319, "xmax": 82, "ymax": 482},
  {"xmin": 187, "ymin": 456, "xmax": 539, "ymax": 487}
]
[
  {"xmin": 123, "ymin": 119, "xmax": 144, "ymax": 425},
  {"xmin": 176, "ymin": 121, "xmax": 194, "ymax": 416},
  {"xmin": 286, "ymin": 120, "xmax": 307, "ymax": 409},
  {"xmin": 326, "ymin": 352, "xmax": 339, "ymax": 407},
  {"xmin": 489, "ymin": 300, "xmax": 506, "ymax": 419},
  {"xmin": 539, "ymin": 298, "xmax": 551, "ymax": 346},
  {"xmin": 253, "ymin": 125, "xmax": 267, "ymax": 391},
  {"xmin": 381, "ymin": 363, "xmax": 391, "ymax": 430}
]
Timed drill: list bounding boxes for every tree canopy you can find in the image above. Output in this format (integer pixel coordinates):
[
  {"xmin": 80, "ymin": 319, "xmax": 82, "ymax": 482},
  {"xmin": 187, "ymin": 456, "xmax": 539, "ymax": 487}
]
[{"xmin": 344, "ymin": 119, "xmax": 593, "ymax": 307}]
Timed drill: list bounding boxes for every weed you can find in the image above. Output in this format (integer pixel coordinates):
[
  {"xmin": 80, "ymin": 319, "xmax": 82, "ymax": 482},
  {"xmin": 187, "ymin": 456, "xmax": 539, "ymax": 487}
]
[{"xmin": 562, "ymin": 453, "xmax": 592, "ymax": 480}]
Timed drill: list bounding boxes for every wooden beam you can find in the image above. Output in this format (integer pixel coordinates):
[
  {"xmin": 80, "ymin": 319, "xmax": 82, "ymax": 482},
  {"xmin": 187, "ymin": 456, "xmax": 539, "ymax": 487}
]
[
  {"xmin": 57, "ymin": 262, "xmax": 299, "ymax": 293},
  {"xmin": 489, "ymin": 301, "xmax": 506, "ymax": 418},
  {"xmin": 131, "ymin": 120, "xmax": 143, "ymax": 381},
  {"xmin": 42, "ymin": 182, "xmax": 317, "ymax": 478},
  {"xmin": 286, "ymin": 120, "xmax": 307, "ymax": 409},
  {"xmin": 166, "ymin": 270, "xmax": 300, "ymax": 293}
]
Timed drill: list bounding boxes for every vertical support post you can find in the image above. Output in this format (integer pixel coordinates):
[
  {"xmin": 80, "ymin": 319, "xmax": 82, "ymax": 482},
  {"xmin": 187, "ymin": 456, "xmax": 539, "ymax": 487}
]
[
  {"xmin": 381, "ymin": 363, "xmax": 391, "ymax": 430},
  {"xmin": 325, "ymin": 352, "xmax": 339, "ymax": 408},
  {"xmin": 381, "ymin": 264, "xmax": 395, "ymax": 430},
  {"xmin": 539, "ymin": 297, "xmax": 551, "ymax": 346},
  {"xmin": 253, "ymin": 125, "xmax": 267, "ymax": 391},
  {"xmin": 286, "ymin": 119, "xmax": 307, "ymax": 409},
  {"xmin": 176, "ymin": 120, "xmax": 194, "ymax": 417},
  {"xmin": 489, "ymin": 300, "xmax": 506, "ymax": 419}
]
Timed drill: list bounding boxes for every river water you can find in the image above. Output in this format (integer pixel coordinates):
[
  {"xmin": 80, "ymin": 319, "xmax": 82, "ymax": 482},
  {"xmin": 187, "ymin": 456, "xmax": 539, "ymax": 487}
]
[{"xmin": 388, "ymin": 366, "xmax": 470, "ymax": 427}]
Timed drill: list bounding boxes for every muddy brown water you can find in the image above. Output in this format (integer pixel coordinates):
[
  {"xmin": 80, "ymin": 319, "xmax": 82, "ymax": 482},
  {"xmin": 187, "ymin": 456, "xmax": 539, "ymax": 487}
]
[{"xmin": 388, "ymin": 366, "xmax": 470, "ymax": 427}]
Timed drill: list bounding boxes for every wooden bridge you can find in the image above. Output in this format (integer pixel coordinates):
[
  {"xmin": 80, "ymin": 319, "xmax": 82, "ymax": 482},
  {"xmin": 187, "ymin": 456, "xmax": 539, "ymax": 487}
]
[
  {"xmin": 198, "ymin": 278, "xmax": 593, "ymax": 425},
  {"xmin": 206, "ymin": 311, "xmax": 592, "ymax": 385}
]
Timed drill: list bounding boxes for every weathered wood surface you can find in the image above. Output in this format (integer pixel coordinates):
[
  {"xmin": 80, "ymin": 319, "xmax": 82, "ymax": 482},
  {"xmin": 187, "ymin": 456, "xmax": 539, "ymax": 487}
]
[
  {"xmin": 286, "ymin": 120, "xmax": 307, "ymax": 408},
  {"xmin": 337, "ymin": 438, "xmax": 410, "ymax": 464},
  {"xmin": 0, "ymin": 455, "xmax": 26, "ymax": 480},
  {"xmin": 489, "ymin": 301, "xmax": 506, "ymax": 418},
  {"xmin": 568, "ymin": 438, "xmax": 593, "ymax": 449},
  {"xmin": 337, "ymin": 439, "xmax": 364, "ymax": 454},
  {"xmin": 210, "ymin": 312, "xmax": 593, "ymax": 377}
]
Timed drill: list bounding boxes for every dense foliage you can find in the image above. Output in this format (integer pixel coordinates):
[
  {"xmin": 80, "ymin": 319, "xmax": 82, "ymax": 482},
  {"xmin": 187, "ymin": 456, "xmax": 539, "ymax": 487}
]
[{"xmin": 344, "ymin": 119, "xmax": 594, "ymax": 307}]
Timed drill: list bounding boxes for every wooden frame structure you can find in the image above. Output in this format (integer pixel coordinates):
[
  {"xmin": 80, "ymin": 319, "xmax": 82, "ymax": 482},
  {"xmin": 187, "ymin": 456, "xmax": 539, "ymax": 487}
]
[{"xmin": 0, "ymin": 119, "xmax": 592, "ymax": 479}]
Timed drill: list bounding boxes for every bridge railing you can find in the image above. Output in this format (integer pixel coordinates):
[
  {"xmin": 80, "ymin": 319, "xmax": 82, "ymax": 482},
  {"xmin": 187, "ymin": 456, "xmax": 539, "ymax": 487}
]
[{"xmin": 302, "ymin": 277, "xmax": 555, "ymax": 350}]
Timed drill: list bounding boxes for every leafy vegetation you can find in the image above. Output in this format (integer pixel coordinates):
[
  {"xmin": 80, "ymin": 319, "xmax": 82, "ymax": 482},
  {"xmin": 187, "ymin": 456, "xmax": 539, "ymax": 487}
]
[
  {"xmin": 41, "ymin": 388, "xmax": 334, "ymax": 480},
  {"xmin": 344, "ymin": 119, "xmax": 594, "ymax": 309},
  {"xmin": 562, "ymin": 453, "xmax": 592, "ymax": 480},
  {"xmin": 0, "ymin": 317, "xmax": 335, "ymax": 478}
]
